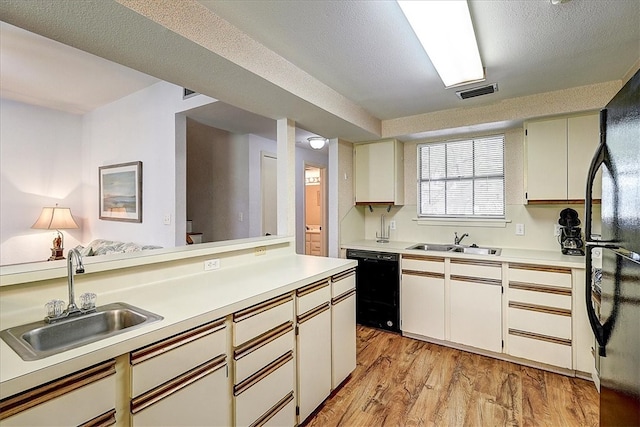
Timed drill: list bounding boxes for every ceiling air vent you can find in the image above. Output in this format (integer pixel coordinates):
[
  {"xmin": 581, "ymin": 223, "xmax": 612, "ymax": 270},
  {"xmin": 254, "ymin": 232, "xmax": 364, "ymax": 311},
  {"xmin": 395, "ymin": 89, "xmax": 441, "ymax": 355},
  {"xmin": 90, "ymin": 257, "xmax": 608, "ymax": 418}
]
[{"xmin": 455, "ymin": 83, "xmax": 498, "ymax": 100}]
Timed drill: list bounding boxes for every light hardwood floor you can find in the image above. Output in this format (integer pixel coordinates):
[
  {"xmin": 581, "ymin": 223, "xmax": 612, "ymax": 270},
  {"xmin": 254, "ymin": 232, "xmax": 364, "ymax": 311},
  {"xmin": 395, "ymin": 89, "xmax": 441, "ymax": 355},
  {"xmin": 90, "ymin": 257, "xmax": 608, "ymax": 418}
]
[{"xmin": 304, "ymin": 326, "xmax": 599, "ymax": 427}]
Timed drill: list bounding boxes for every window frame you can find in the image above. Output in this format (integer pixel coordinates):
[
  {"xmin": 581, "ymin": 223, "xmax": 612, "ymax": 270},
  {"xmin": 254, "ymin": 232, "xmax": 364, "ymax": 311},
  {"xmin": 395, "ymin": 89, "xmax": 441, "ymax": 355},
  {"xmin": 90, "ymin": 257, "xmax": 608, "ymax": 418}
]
[{"xmin": 417, "ymin": 135, "xmax": 505, "ymax": 219}]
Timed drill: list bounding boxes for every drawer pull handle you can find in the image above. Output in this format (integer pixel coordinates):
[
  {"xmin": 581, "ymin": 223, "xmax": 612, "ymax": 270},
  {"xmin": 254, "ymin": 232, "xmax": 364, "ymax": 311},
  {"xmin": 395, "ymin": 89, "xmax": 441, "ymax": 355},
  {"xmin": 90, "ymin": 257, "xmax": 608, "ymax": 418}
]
[
  {"xmin": 509, "ymin": 301, "xmax": 571, "ymax": 317},
  {"xmin": 131, "ymin": 319, "xmax": 225, "ymax": 365},
  {"xmin": 131, "ymin": 355, "xmax": 226, "ymax": 414},
  {"xmin": 402, "ymin": 254, "xmax": 444, "ymax": 262},
  {"xmin": 234, "ymin": 294, "xmax": 293, "ymax": 322},
  {"xmin": 234, "ymin": 322, "xmax": 294, "ymax": 360},
  {"xmin": 509, "ymin": 263, "xmax": 571, "ymax": 274},
  {"xmin": 509, "ymin": 328, "xmax": 571, "ymax": 346},
  {"xmin": 297, "ymin": 279, "xmax": 330, "ymax": 297},
  {"xmin": 78, "ymin": 409, "xmax": 117, "ymax": 427},
  {"xmin": 250, "ymin": 391, "xmax": 294, "ymax": 427},
  {"xmin": 332, "ymin": 288, "xmax": 356, "ymax": 305},
  {"xmin": 509, "ymin": 281, "xmax": 571, "ymax": 296},
  {"xmin": 451, "ymin": 258, "xmax": 501, "ymax": 267},
  {"xmin": 234, "ymin": 351, "xmax": 293, "ymax": 396},
  {"xmin": 297, "ymin": 302, "xmax": 331, "ymax": 324},
  {"xmin": 331, "ymin": 268, "xmax": 356, "ymax": 282},
  {"xmin": 450, "ymin": 275, "xmax": 501, "ymax": 287},
  {"xmin": 0, "ymin": 359, "xmax": 116, "ymax": 420},
  {"xmin": 402, "ymin": 269, "xmax": 445, "ymax": 279}
]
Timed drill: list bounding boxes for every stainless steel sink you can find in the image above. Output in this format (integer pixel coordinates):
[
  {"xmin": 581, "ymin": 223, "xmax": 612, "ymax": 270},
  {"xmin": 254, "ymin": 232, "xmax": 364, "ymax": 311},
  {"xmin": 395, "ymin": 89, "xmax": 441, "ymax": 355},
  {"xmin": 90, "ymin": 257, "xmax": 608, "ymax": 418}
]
[
  {"xmin": 406, "ymin": 243, "xmax": 456, "ymax": 252},
  {"xmin": 0, "ymin": 302, "xmax": 163, "ymax": 361},
  {"xmin": 406, "ymin": 243, "xmax": 501, "ymax": 256}
]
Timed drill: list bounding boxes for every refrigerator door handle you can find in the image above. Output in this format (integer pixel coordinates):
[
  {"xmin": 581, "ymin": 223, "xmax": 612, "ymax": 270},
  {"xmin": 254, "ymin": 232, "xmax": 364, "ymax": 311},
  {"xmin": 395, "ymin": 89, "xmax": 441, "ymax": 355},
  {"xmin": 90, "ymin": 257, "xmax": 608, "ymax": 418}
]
[
  {"xmin": 585, "ymin": 247, "xmax": 608, "ymax": 353},
  {"xmin": 585, "ymin": 109, "xmax": 607, "ymax": 244}
]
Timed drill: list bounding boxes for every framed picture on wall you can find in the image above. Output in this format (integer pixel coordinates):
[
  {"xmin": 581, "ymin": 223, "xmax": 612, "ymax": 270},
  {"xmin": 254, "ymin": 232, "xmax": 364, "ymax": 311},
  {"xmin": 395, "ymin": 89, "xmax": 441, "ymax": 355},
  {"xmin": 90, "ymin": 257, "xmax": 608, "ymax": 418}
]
[{"xmin": 99, "ymin": 161, "xmax": 142, "ymax": 222}]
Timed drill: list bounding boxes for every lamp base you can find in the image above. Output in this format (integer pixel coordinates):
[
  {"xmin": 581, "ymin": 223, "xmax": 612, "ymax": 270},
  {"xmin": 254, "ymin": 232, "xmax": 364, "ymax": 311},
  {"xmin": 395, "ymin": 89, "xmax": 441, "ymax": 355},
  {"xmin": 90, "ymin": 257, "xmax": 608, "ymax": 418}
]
[{"xmin": 48, "ymin": 248, "xmax": 65, "ymax": 261}]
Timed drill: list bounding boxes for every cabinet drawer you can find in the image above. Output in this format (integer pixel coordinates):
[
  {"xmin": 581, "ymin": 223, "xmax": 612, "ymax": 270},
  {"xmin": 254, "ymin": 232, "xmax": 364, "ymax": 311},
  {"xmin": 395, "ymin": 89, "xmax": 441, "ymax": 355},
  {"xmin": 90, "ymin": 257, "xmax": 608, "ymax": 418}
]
[
  {"xmin": 509, "ymin": 284, "xmax": 571, "ymax": 309},
  {"xmin": 131, "ymin": 357, "xmax": 229, "ymax": 427},
  {"xmin": 508, "ymin": 330, "xmax": 572, "ymax": 369},
  {"xmin": 0, "ymin": 360, "xmax": 116, "ymax": 426},
  {"xmin": 297, "ymin": 280, "xmax": 331, "ymax": 314},
  {"xmin": 261, "ymin": 393, "xmax": 296, "ymax": 427},
  {"xmin": 131, "ymin": 319, "xmax": 226, "ymax": 398},
  {"xmin": 234, "ymin": 353, "xmax": 294, "ymax": 427},
  {"xmin": 508, "ymin": 264, "xmax": 572, "ymax": 288},
  {"xmin": 508, "ymin": 304, "xmax": 571, "ymax": 340},
  {"xmin": 234, "ymin": 294, "xmax": 294, "ymax": 346},
  {"xmin": 332, "ymin": 269, "xmax": 355, "ymax": 297},
  {"xmin": 234, "ymin": 322, "xmax": 294, "ymax": 384},
  {"xmin": 451, "ymin": 259, "xmax": 502, "ymax": 280},
  {"xmin": 401, "ymin": 255, "xmax": 444, "ymax": 274}
]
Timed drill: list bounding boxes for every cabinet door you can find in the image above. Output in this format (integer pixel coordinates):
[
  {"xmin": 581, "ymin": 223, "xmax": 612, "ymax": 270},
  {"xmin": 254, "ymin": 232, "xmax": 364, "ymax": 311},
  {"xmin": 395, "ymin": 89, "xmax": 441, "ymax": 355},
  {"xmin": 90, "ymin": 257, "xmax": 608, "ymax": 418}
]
[
  {"xmin": 1, "ymin": 360, "xmax": 116, "ymax": 427},
  {"xmin": 568, "ymin": 113, "xmax": 601, "ymax": 200},
  {"xmin": 525, "ymin": 118, "xmax": 568, "ymax": 201},
  {"xmin": 355, "ymin": 140, "xmax": 396, "ymax": 203},
  {"xmin": 450, "ymin": 278, "xmax": 502, "ymax": 353},
  {"xmin": 401, "ymin": 272, "xmax": 445, "ymax": 340},
  {"xmin": 131, "ymin": 359, "xmax": 230, "ymax": 427},
  {"xmin": 297, "ymin": 305, "xmax": 332, "ymax": 423},
  {"xmin": 332, "ymin": 290, "xmax": 356, "ymax": 389}
]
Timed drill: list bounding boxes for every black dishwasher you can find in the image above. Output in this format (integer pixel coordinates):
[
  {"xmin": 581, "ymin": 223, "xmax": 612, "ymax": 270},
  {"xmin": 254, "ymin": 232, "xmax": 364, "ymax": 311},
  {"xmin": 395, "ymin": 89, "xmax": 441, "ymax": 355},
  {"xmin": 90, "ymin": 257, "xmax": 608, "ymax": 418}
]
[{"xmin": 346, "ymin": 249, "xmax": 400, "ymax": 333}]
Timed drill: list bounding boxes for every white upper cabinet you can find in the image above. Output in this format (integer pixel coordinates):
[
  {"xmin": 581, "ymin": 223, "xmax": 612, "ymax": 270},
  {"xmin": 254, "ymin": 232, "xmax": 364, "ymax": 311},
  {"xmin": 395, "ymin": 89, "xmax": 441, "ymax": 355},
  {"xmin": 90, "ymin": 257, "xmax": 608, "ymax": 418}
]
[
  {"xmin": 354, "ymin": 139, "xmax": 404, "ymax": 205},
  {"xmin": 525, "ymin": 113, "xmax": 601, "ymax": 203}
]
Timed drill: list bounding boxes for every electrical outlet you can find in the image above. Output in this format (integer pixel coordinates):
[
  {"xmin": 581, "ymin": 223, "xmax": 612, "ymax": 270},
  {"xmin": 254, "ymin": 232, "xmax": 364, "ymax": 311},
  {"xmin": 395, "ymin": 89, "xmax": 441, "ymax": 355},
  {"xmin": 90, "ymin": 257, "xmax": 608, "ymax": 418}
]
[
  {"xmin": 254, "ymin": 246, "xmax": 266, "ymax": 256},
  {"xmin": 163, "ymin": 214, "xmax": 171, "ymax": 225},
  {"xmin": 204, "ymin": 259, "xmax": 220, "ymax": 271},
  {"xmin": 389, "ymin": 220, "xmax": 396, "ymax": 230},
  {"xmin": 554, "ymin": 224, "xmax": 562, "ymax": 236},
  {"xmin": 515, "ymin": 223, "xmax": 525, "ymax": 236}
]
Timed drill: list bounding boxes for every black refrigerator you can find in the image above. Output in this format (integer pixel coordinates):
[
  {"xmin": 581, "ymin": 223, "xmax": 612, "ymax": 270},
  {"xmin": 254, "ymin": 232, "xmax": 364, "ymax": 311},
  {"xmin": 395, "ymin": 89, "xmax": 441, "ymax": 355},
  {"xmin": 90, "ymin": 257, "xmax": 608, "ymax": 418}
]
[{"xmin": 585, "ymin": 69, "xmax": 640, "ymax": 426}]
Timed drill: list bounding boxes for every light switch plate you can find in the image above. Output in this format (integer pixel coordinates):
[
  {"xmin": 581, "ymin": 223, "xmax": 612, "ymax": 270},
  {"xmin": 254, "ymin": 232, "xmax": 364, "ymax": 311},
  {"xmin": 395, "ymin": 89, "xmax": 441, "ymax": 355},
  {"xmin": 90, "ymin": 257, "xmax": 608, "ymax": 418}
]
[
  {"xmin": 163, "ymin": 214, "xmax": 171, "ymax": 225},
  {"xmin": 515, "ymin": 223, "xmax": 525, "ymax": 235}
]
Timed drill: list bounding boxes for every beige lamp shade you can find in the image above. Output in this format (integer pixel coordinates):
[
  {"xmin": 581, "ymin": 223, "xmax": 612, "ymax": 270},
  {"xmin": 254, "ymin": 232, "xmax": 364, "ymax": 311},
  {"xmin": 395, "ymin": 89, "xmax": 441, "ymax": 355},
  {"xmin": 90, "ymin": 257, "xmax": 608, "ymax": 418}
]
[{"xmin": 32, "ymin": 206, "xmax": 79, "ymax": 230}]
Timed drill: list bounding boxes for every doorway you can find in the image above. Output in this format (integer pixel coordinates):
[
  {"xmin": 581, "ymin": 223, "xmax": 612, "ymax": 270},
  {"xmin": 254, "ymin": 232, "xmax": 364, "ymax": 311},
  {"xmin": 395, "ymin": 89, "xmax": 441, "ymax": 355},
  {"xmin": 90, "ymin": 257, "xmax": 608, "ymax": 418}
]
[
  {"xmin": 261, "ymin": 152, "xmax": 277, "ymax": 236},
  {"xmin": 304, "ymin": 164, "xmax": 327, "ymax": 256}
]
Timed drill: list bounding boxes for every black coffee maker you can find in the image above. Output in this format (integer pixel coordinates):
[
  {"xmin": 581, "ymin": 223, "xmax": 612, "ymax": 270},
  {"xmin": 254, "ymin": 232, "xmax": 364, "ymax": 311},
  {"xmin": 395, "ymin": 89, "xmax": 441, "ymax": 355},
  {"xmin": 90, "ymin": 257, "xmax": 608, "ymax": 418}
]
[{"xmin": 558, "ymin": 208, "xmax": 584, "ymax": 256}]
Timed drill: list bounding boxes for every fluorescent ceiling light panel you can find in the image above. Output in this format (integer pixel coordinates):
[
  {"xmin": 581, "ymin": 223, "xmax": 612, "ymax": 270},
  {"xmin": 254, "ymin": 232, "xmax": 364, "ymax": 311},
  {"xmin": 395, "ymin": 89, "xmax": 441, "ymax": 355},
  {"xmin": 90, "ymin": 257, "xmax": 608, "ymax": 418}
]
[{"xmin": 398, "ymin": 0, "xmax": 484, "ymax": 87}]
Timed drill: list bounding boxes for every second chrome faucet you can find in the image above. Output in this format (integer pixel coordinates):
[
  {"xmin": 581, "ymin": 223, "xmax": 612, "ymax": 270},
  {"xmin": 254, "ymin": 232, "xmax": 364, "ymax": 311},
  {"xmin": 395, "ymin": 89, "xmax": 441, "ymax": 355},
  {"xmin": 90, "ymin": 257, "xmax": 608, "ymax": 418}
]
[{"xmin": 454, "ymin": 232, "xmax": 469, "ymax": 246}]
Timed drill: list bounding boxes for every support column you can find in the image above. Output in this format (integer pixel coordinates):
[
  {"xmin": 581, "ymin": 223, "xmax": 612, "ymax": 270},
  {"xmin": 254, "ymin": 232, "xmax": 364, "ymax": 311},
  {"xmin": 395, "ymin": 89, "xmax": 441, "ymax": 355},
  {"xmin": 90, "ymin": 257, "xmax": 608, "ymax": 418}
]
[{"xmin": 276, "ymin": 118, "xmax": 296, "ymax": 236}]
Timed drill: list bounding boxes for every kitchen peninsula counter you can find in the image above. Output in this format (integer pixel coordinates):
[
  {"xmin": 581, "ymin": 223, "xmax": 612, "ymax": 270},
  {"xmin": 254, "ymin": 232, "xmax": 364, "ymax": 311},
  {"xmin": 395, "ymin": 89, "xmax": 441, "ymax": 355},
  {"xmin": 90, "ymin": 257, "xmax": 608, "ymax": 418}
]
[{"xmin": 0, "ymin": 243, "xmax": 355, "ymax": 399}]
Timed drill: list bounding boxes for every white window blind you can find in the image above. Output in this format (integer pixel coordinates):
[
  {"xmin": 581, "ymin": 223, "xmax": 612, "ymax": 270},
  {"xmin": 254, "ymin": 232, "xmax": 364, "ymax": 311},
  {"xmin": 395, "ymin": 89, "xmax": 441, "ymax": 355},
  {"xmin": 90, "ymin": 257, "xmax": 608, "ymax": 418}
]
[{"xmin": 418, "ymin": 135, "xmax": 505, "ymax": 218}]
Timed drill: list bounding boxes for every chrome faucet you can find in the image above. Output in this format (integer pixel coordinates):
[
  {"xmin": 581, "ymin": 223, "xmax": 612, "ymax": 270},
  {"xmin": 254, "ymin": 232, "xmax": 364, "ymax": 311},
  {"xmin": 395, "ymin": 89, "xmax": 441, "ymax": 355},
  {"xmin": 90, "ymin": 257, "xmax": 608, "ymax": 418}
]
[
  {"xmin": 66, "ymin": 248, "xmax": 85, "ymax": 314},
  {"xmin": 454, "ymin": 232, "xmax": 469, "ymax": 246}
]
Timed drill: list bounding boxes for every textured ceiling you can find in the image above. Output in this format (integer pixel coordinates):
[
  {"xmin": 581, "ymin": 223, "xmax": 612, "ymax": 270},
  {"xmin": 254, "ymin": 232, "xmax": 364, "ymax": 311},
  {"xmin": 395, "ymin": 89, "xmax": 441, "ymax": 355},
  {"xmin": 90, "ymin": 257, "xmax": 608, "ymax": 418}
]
[
  {"xmin": 0, "ymin": 0, "xmax": 638, "ymax": 142},
  {"xmin": 203, "ymin": 0, "xmax": 640, "ymax": 120}
]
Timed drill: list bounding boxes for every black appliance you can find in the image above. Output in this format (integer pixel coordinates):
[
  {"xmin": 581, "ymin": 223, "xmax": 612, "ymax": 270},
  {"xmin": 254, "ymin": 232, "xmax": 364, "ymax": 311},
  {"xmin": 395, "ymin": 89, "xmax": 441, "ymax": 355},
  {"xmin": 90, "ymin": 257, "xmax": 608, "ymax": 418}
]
[
  {"xmin": 585, "ymin": 69, "xmax": 640, "ymax": 426},
  {"xmin": 346, "ymin": 249, "xmax": 400, "ymax": 333},
  {"xmin": 558, "ymin": 208, "xmax": 584, "ymax": 255}
]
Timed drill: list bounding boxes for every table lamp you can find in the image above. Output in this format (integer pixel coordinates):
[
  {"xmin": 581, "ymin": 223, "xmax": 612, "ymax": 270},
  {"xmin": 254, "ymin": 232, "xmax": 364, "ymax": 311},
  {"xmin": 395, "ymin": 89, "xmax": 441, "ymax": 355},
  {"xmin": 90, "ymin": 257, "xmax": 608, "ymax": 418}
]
[{"xmin": 32, "ymin": 205, "xmax": 79, "ymax": 260}]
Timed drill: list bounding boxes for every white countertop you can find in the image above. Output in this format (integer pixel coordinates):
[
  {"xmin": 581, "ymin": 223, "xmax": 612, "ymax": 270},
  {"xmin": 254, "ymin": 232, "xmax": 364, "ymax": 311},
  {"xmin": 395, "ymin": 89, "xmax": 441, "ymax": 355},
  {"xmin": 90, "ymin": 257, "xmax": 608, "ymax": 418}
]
[
  {"xmin": 343, "ymin": 239, "xmax": 586, "ymax": 269},
  {"xmin": 0, "ymin": 254, "xmax": 356, "ymax": 398}
]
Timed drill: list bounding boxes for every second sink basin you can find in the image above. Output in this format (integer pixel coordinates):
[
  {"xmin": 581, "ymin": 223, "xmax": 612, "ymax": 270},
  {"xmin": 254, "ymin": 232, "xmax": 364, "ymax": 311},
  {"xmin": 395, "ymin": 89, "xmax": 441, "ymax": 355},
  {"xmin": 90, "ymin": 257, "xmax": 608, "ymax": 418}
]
[{"xmin": 0, "ymin": 302, "xmax": 163, "ymax": 361}]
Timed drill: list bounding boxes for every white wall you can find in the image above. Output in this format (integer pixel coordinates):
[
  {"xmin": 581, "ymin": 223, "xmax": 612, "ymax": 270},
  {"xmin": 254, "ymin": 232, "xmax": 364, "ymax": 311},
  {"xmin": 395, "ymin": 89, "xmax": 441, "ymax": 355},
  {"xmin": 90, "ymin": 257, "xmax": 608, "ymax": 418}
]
[
  {"xmin": 0, "ymin": 99, "xmax": 83, "ymax": 264},
  {"xmin": 81, "ymin": 81, "xmax": 214, "ymax": 249},
  {"xmin": 362, "ymin": 127, "xmax": 601, "ymax": 252}
]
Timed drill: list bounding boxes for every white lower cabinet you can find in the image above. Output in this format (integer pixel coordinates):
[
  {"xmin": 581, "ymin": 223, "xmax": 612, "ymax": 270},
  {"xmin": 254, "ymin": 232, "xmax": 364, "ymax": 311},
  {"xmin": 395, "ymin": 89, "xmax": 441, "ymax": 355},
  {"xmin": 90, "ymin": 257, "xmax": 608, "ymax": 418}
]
[
  {"xmin": 506, "ymin": 263, "xmax": 574, "ymax": 369},
  {"xmin": 449, "ymin": 259, "xmax": 503, "ymax": 353},
  {"xmin": 0, "ymin": 360, "xmax": 116, "ymax": 427},
  {"xmin": 233, "ymin": 293, "xmax": 296, "ymax": 427},
  {"xmin": 296, "ymin": 279, "xmax": 332, "ymax": 423},
  {"xmin": 401, "ymin": 255, "xmax": 445, "ymax": 340},
  {"xmin": 130, "ymin": 319, "xmax": 230, "ymax": 427},
  {"xmin": 331, "ymin": 268, "xmax": 357, "ymax": 389}
]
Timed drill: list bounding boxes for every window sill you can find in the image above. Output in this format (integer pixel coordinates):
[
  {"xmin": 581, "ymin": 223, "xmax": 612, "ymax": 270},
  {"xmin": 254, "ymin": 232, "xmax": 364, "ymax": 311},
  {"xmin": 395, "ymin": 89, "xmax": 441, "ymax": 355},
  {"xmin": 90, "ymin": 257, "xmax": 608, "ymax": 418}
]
[{"xmin": 412, "ymin": 217, "xmax": 510, "ymax": 228}]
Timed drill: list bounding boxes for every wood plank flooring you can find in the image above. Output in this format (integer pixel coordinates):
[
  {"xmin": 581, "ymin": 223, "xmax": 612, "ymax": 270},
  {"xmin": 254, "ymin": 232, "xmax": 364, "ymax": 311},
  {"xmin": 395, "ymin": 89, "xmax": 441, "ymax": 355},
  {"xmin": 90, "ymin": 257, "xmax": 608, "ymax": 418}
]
[{"xmin": 304, "ymin": 326, "xmax": 599, "ymax": 427}]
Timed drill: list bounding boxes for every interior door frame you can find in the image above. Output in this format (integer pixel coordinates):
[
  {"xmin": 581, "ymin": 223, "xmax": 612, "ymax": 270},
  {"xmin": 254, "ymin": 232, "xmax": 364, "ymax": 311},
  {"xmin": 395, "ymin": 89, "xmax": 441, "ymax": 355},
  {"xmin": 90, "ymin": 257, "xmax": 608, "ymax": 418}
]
[
  {"xmin": 261, "ymin": 151, "xmax": 277, "ymax": 236},
  {"xmin": 303, "ymin": 162, "xmax": 327, "ymax": 256}
]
